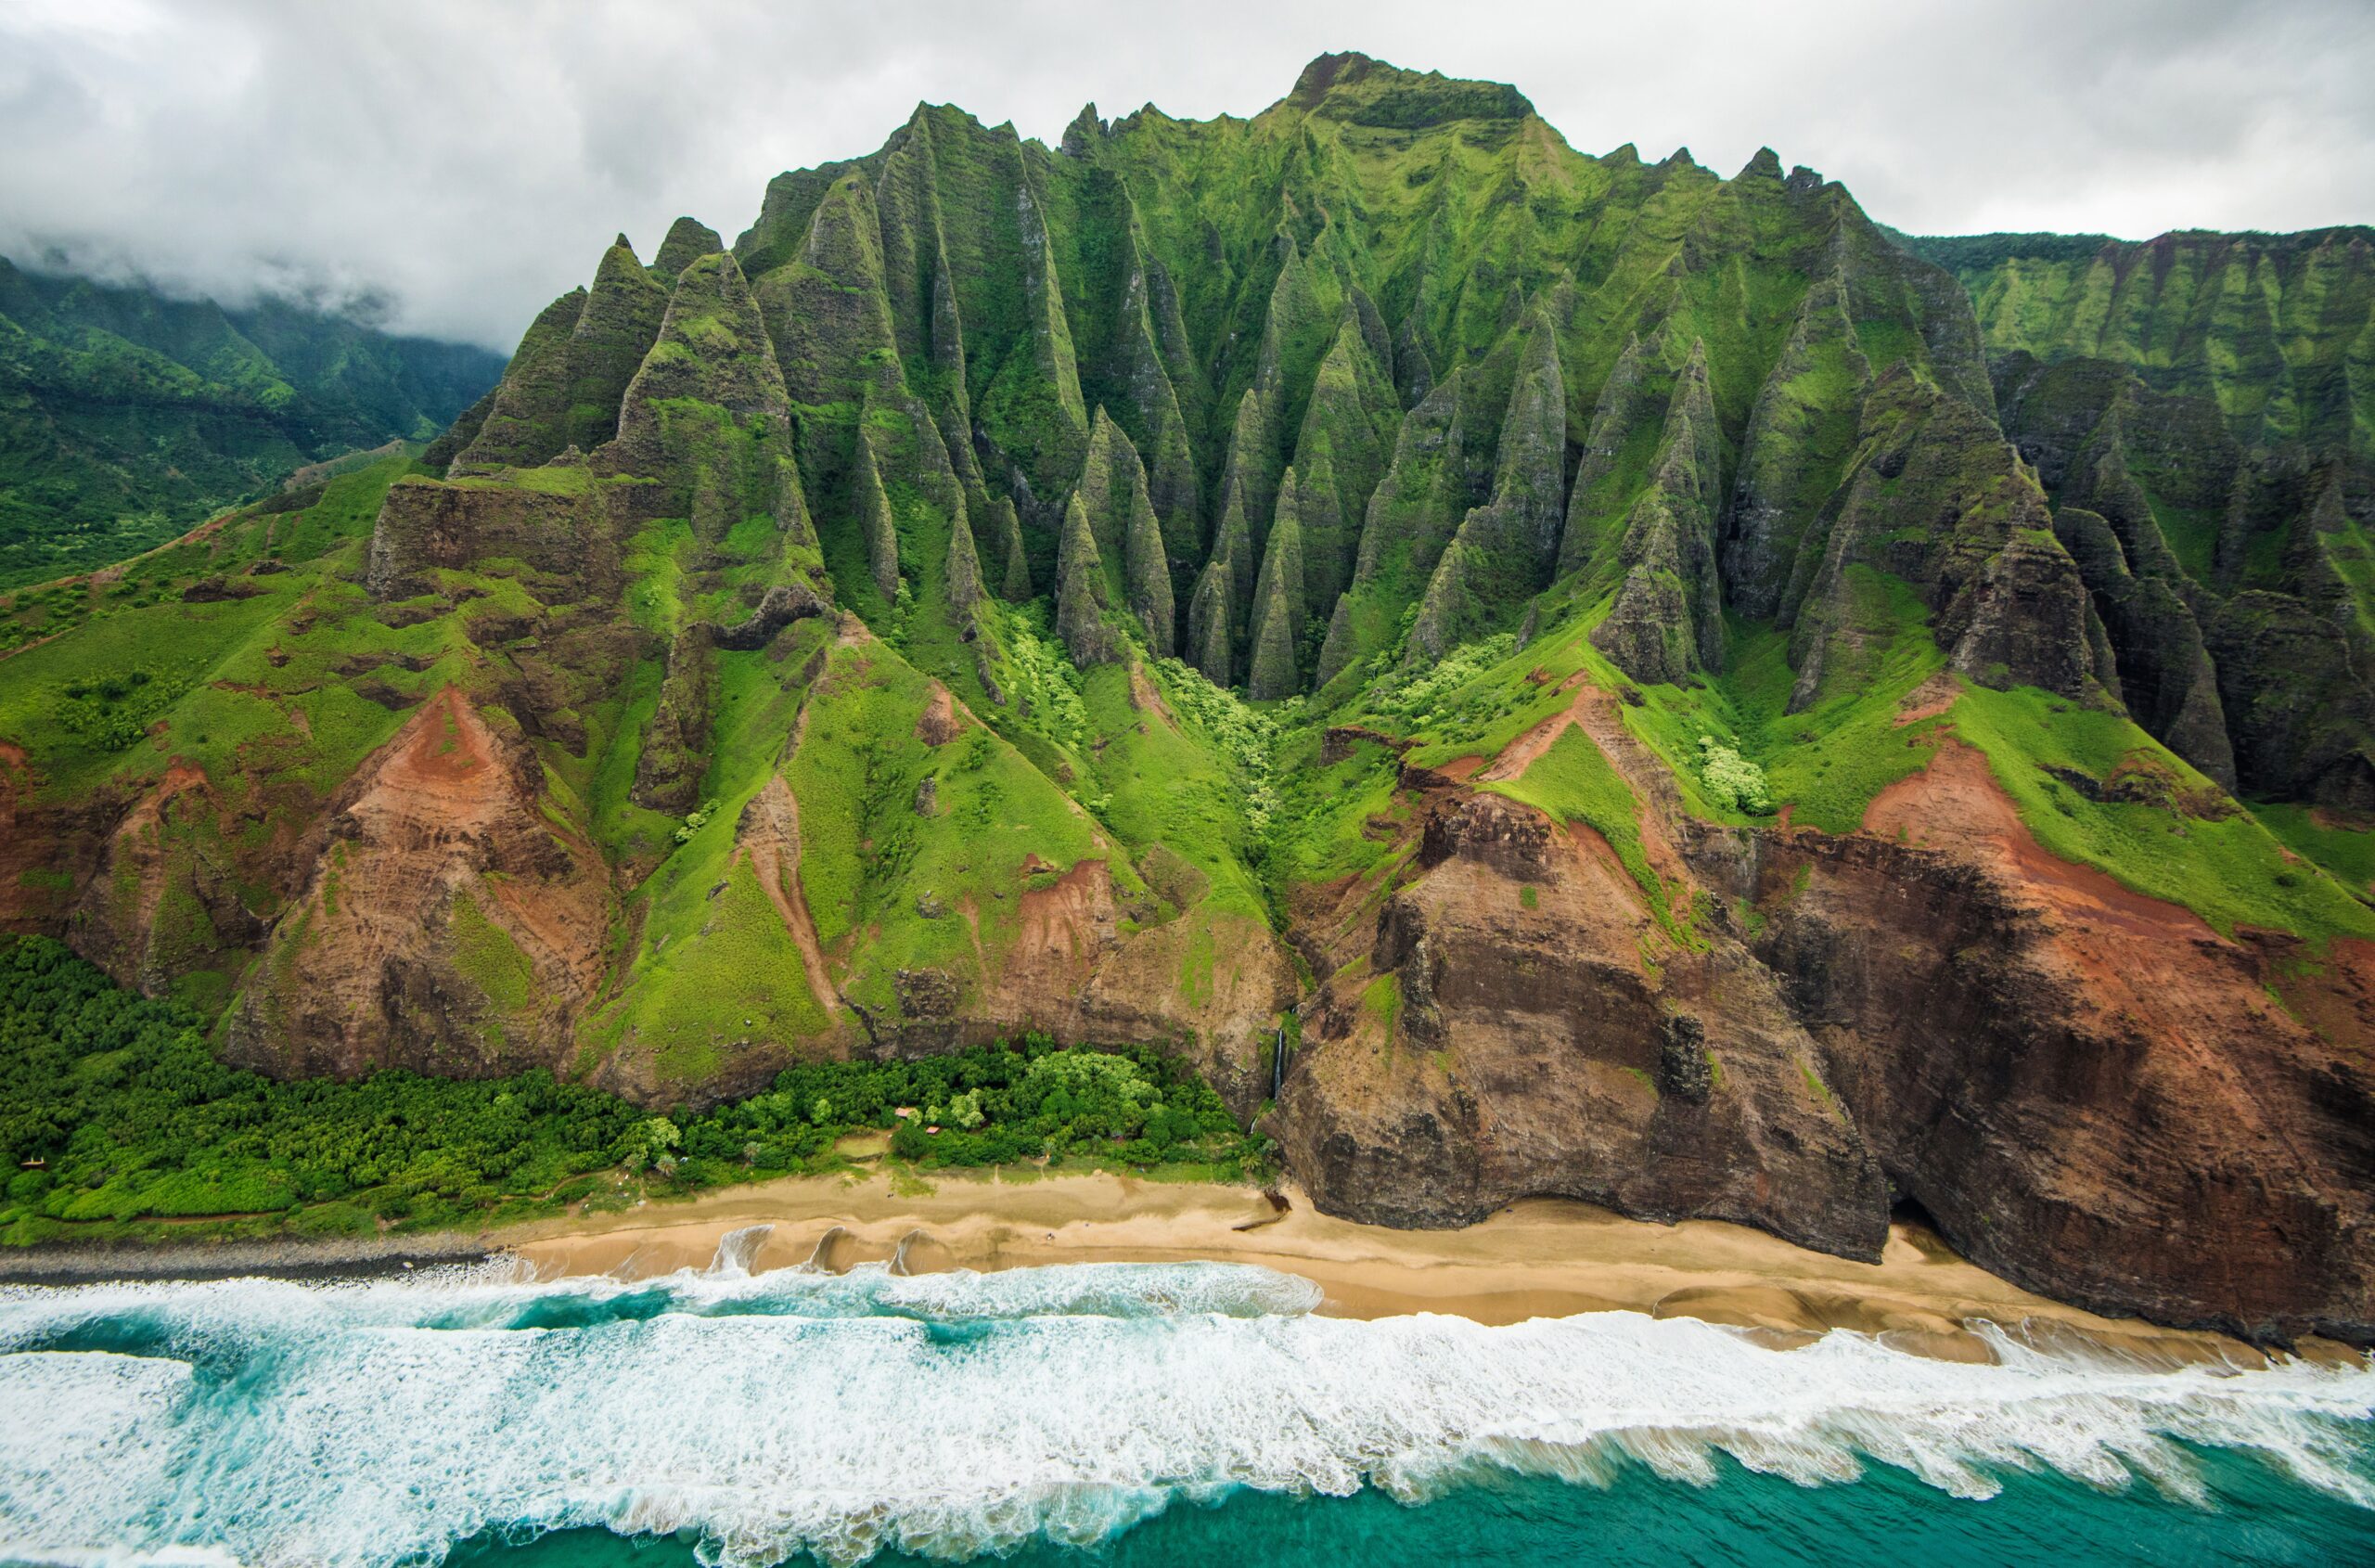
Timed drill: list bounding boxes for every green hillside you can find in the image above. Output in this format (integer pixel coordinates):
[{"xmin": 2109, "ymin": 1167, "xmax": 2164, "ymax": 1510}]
[
  {"xmin": 1, "ymin": 51, "xmax": 2369, "ymax": 1248},
  {"xmin": 0, "ymin": 255, "xmax": 506, "ymax": 587}
]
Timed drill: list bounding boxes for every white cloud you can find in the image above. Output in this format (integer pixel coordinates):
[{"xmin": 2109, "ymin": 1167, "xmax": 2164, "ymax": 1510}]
[{"xmin": 1, "ymin": 0, "xmax": 2367, "ymax": 351}]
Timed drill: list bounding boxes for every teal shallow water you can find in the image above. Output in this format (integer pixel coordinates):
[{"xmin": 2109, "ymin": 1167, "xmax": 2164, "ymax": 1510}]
[
  {"xmin": 443, "ymin": 1454, "xmax": 2374, "ymax": 1568},
  {"xmin": 2, "ymin": 1244, "xmax": 2369, "ymax": 1566}
]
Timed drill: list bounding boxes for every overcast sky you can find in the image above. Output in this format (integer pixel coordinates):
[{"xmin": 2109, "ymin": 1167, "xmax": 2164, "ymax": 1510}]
[{"xmin": 3, "ymin": 0, "xmax": 2369, "ymax": 352}]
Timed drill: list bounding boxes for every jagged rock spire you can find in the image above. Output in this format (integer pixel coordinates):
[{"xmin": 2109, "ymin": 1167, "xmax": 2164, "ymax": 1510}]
[
  {"xmin": 1076, "ymin": 409, "xmax": 1178, "ymax": 654},
  {"xmin": 946, "ymin": 497, "xmax": 985, "ymax": 613},
  {"xmin": 607, "ymin": 251, "xmax": 811, "ymax": 559},
  {"xmin": 454, "ymin": 288, "xmax": 586, "ymax": 470},
  {"xmin": 560, "ymin": 238, "xmax": 670, "ymax": 455},
  {"xmin": 1123, "ymin": 478, "xmax": 1175, "ymax": 658},
  {"xmin": 855, "ymin": 431, "xmax": 902, "ymax": 600},
  {"xmin": 985, "ymin": 495, "xmax": 1032, "ymax": 601},
  {"xmin": 1055, "ymin": 492, "xmax": 1118, "ymax": 664},
  {"xmin": 458, "ymin": 230, "xmax": 680, "ymax": 471},
  {"xmin": 1217, "ymin": 236, "xmax": 1329, "ymax": 568},
  {"xmin": 1557, "ymin": 332, "xmax": 1653, "ymax": 579},
  {"xmin": 1290, "ymin": 303, "xmax": 1402, "ymax": 621},
  {"xmin": 1409, "ymin": 307, "xmax": 1567, "ymax": 658},
  {"xmin": 1719, "ymin": 239, "xmax": 1871, "ymax": 617},
  {"xmin": 1186, "ymin": 559, "xmax": 1234, "ymax": 685},
  {"xmin": 1589, "ymin": 339, "xmax": 1727, "ymax": 683},
  {"xmin": 654, "ymin": 216, "xmax": 724, "ymax": 277},
  {"xmin": 1103, "ymin": 210, "xmax": 1204, "ymax": 585},
  {"xmin": 1246, "ymin": 470, "xmax": 1309, "ymax": 698}
]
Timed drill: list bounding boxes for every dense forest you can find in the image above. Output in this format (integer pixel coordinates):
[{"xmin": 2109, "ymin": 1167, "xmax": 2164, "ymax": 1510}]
[{"xmin": 0, "ymin": 936, "xmax": 1266, "ymax": 1248}]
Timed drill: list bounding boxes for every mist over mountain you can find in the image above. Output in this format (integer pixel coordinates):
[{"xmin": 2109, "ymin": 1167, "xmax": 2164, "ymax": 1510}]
[{"xmin": 0, "ymin": 255, "xmax": 506, "ymax": 586}]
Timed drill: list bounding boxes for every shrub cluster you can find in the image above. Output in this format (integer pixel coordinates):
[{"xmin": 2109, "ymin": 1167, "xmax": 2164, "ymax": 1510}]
[{"xmin": 1696, "ymin": 735, "xmax": 1773, "ymax": 815}]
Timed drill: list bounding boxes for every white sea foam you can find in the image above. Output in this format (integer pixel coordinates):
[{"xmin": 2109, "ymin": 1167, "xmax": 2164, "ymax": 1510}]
[{"xmin": 0, "ymin": 1263, "xmax": 2368, "ymax": 1567}]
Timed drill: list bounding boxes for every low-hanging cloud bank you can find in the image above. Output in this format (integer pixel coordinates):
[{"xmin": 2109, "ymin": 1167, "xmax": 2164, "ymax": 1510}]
[{"xmin": 2, "ymin": 0, "xmax": 2369, "ymax": 353}]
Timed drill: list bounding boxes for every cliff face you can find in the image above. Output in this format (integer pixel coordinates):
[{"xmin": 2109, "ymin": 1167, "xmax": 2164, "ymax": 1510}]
[
  {"xmin": 1274, "ymin": 692, "xmax": 2375, "ymax": 1343},
  {"xmin": 5, "ymin": 55, "xmax": 2374, "ymax": 1343},
  {"xmin": 1758, "ymin": 742, "xmax": 2375, "ymax": 1343},
  {"xmin": 1277, "ymin": 768, "xmax": 1888, "ymax": 1258}
]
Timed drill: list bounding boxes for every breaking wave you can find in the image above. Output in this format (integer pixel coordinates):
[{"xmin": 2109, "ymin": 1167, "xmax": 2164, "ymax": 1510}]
[{"xmin": 1, "ymin": 1256, "xmax": 2369, "ymax": 1566}]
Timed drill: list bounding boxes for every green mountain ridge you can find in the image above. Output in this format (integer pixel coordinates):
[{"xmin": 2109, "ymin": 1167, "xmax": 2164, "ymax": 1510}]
[
  {"xmin": 4, "ymin": 51, "xmax": 2373, "ymax": 1342},
  {"xmin": 0, "ymin": 255, "xmax": 507, "ymax": 588},
  {"xmin": 1890, "ymin": 223, "xmax": 2375, "ymax": 802}
]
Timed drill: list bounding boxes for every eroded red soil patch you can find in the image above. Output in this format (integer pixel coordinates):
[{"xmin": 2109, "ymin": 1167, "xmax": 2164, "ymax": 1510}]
[
  {"xmin": 914, "ymin": 682, "xmax": 961, "ymax": 746},
  {"xmin": 1863, "ymin": 738, "xmax": 2216, "ymax": 945},
  {"xmin": 737, "ymin": 777, "xmax": 844, "ymax": 1025},
  {"xmin": 1894, "ymin": 672, "xmax": 1961, "ymax": 727}
]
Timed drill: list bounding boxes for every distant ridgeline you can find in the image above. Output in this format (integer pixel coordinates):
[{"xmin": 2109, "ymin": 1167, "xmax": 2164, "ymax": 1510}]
[
  {"xmin": 6, "ymin": 52, "xmax": 2375, "ymax": 1344},
  {"xmin": 0, "ymin": 255, "xmax": 505, "ymax": 586},
  {"xmin": 1894, "ymin": 225, "xmax": 2375, "ymax": 802}
]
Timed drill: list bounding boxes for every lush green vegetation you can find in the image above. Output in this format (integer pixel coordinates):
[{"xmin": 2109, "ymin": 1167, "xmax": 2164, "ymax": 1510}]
[
  {"xmin": 1948, "ymin": 685, "xmax": 2375, "ymax": 943},
  {"xmin": 0, "ymin": 254, "xmax": 503, "ymax": 589},
  {"xmin": 1, "ymin": 50, "xmax": 2369, "ymax": 1167},
  {"xmin": 1483, "ymin": 724, "xmax": 1694, "ymax": 945},
  {"xmin": 2253, "ymin": 803, "xmax": 2375, "ymax": 898},
  {"xmin": 0, "ymin": 937, "xmax": 1267, "ymax": 1249}
]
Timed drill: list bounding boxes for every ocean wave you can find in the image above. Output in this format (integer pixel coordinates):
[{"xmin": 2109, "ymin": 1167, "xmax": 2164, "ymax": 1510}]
[{"xmin": 0, "ymin": 1263, "xmax": 2368, "ymax": 1567}]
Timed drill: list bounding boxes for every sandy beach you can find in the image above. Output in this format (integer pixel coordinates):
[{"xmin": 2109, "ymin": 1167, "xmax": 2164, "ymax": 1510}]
[{"xmin": 484, "ymin": 1168, "xmax": 2349, "ymax": 1369}]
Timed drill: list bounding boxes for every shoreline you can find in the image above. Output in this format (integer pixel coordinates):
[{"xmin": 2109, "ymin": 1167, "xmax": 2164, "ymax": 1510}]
[
  {"xmin": 0, "ymin": 1229, "xmax": 497, "ymax": 1286},
  {"xmin": 6, "ymin": 1169, "xmax": 2358, "ymax": 1369}
]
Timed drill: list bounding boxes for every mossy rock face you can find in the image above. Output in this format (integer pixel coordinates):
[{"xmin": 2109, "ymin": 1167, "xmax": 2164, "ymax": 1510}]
[
  {"xmin": 1588, "ymin": 340, "xmax": 1725, "ymax": 685},
  {"xmin": 1409, "ymin": 312, "xmax": 1566, "ymax": 662},
  {"xmin": 1912, "ymin": 226, "xmax": 2375, "ymax": 801}
]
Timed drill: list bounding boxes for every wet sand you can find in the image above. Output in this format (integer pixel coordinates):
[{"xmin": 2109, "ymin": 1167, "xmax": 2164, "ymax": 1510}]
[{"xmin": 497, "ymin": 1169, "xmax": 2339, "ymax": 1369}]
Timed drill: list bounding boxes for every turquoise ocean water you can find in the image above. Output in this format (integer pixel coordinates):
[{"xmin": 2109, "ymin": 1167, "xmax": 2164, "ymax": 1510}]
[{"xmin": 2, "ymin": 1239, "xmax": 2369, "ymax": 1566}]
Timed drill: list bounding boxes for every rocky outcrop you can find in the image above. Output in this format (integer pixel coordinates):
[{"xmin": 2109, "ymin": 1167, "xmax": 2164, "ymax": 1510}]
[
  {"xmin": 2207, "ymin": 590, "xmax": 2375, "ymax": 810},
  {"xmin": 69, "ymin": 765, "xmax": 260, "ymax": 998},
  {"xmin": 632, "ymin": 626, "xmax": 717, "ymax": 814},
  {"xmin": 701, "ymin": 581, "xmax": 830, "ymax": 651},
  {"xmin": 223, "ymin": 690, "xmax": 614, "ymax": 1081},
  {"xmin": 1274, "ymin": 780, "xmax": 1887, "ymax": 1253},
  {"xmin": 1781, "ymin": 367, "xmax": 2103, "ymax": 712},
  {"xmin": 365, "ymin": 472, "xmax": 615, "ymax": 600},
  {"xmin": 2053, "ymin": 506, "xmax": 2237, "ymax": 789}
]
